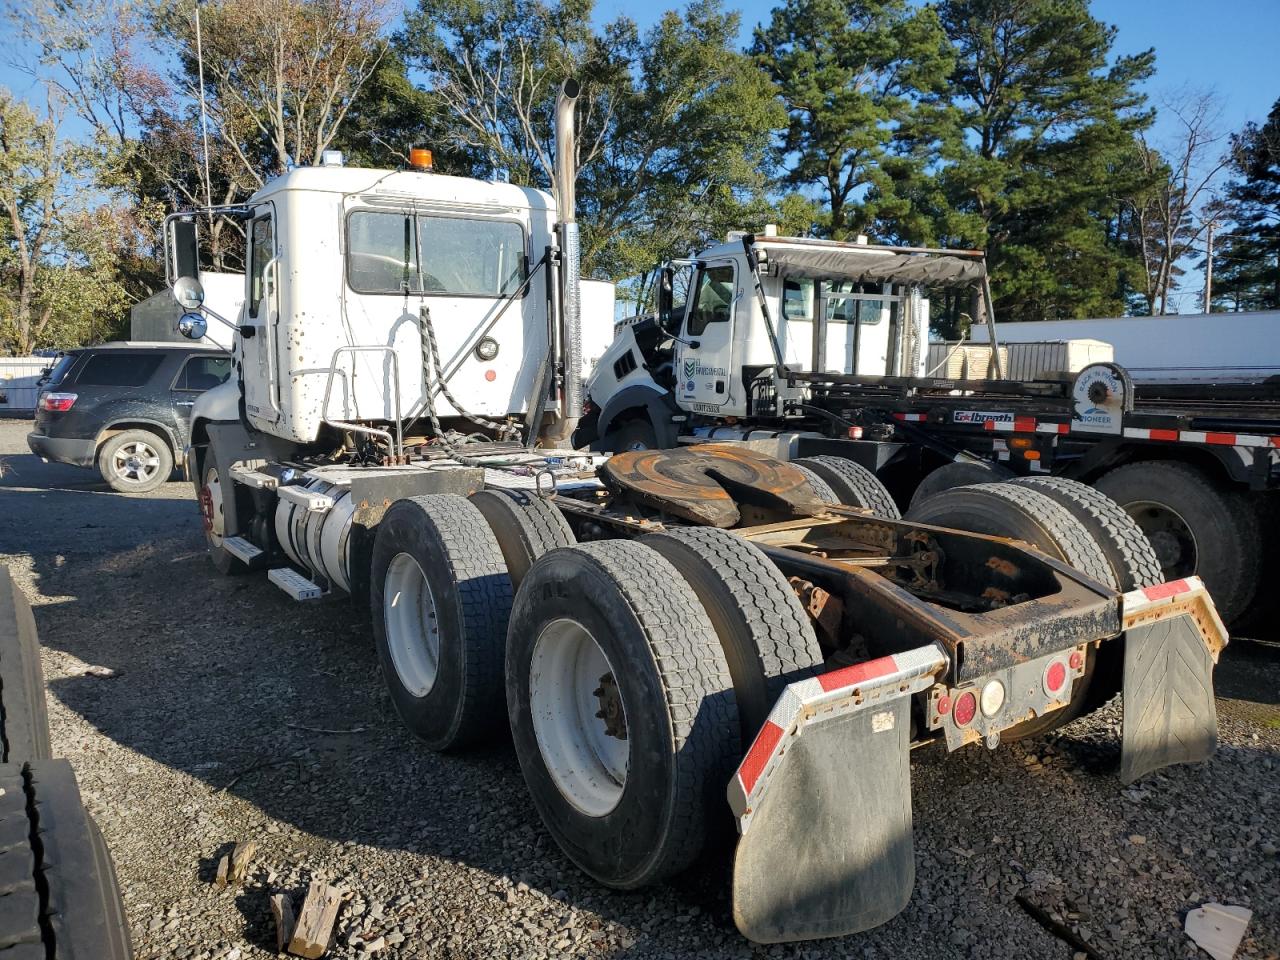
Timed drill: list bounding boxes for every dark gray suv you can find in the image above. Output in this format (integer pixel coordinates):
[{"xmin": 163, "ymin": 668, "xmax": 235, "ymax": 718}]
[{"xmin": 27, "ymin": 342, "xmax": 231, "ymax": 493}]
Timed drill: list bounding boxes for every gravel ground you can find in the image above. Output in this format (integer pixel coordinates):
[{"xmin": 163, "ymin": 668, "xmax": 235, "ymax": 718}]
[{"xmin": 0, "ymin": 417, "xmax": 1277, "ymax": 960}]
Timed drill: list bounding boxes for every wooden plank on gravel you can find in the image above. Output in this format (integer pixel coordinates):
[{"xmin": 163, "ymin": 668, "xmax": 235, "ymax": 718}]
[
  {"xmin": 271, "ymin": 893, "xmax": 297, "ymax": 952},
  {"xmin": 288, "ymin": 881, "xmax": 345, "ymax": 958}
]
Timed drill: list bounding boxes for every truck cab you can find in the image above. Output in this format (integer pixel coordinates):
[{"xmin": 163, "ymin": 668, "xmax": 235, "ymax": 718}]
[{"xmin": 582, "ymin": 234, "xmax": 942, "ymax": 450}]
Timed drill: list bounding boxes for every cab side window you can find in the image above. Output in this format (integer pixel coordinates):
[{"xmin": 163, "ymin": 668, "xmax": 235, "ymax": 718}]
[
  {"xmin": 686, "ymin": 265, "xmax": 735, "ymax": 336},
  {"xmin": 249, "ymin": 215, "xmax": 274, "ymax": 318}
]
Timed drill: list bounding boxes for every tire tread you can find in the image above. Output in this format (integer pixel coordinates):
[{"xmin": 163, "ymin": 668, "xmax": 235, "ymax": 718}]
[{"xmin": 793, "ymin": 456, "xmax": 901, "ymax": 519}]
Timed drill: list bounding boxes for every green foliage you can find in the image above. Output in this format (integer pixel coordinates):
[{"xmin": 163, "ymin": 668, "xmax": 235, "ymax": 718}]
[
  {"xmin": 0, "ymin": 91, "xmax": 128, "ymax": 355},
  {"xmin": 398, "ymin": 0, "xmax": 783, "ymax": 280},
  {"xmin": 1213, "ymin": 97, "xmax": 1280, "ymax": 311},
  {"xmin": 752, "ymin": 0, "xmax": 952, "ymax": 240}
]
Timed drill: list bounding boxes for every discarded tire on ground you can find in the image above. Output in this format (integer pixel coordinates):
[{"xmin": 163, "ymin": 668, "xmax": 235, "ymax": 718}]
[
  {"xmin": 0, "ymin": 759, "xmax": 131, "ymax": 959},
  {"xmin": 644, "ymin": 527, "xmax": 824, "ymax": 741},
  {"xmin": 506, "ymin": 540, "xmax": 739, "ymax": 889},
  {"xmin": 907, "ymin": 460, "xmax": 1015, "ymax": 512},
  {"xmin": 906, "ymin": 482, "xmax": 1114, "ymax": 738},
  {"xmin": 1095, "ymin": 460, "xmax": 1261, "ymax": 623},
  {"xmin": 792, "ymin": 456, "xmax": 901, "ymax": 519},
  {"xmin": 371, "ymin": 495, "xmax": 512, "ymax": 751},
  {"xmin": 0, "ymin": 566, "xmax": 51, "ymax": 764},
  {"xmin": 471, "ymin": 488, "xmax": 575, "ymax": 591}
]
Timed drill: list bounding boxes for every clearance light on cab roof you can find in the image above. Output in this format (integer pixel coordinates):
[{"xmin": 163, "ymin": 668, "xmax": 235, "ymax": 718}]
[{"xmin": 409, "ymin": 146, "xmax": 434, "ymax": 171}]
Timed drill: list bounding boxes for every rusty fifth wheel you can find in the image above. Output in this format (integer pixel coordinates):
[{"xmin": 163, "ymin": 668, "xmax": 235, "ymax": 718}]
[{"xmin": 505, "ymin": 540, "xmax": 739, "ymax": 888}]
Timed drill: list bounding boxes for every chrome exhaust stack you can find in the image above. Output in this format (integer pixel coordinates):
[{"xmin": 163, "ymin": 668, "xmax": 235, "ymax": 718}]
[{"xmin": 545, "ymin": 78, "xmax": 583, "ymax": 443}]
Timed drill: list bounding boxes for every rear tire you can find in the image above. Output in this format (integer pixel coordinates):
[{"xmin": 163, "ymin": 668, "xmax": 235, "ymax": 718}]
[
  {"xmin": 1009, "ymin": 477, "xmax": 1161, "ymax": 591},
  {"xmin": 506, "ymin": 541, "xmax": 738, "ymax": 888},
  {"xmin": 371, "ymin": 495, "xmax": 512, "ymax": 750},
  {"xmin": 1095, "ymin": 461, "xmax": 1260, "ymax": 623},
  {"xmin": 792, "ymin": 456, "xmax": 900, "ymax": 519},
  {"xmin": 470, "ymin": 489, "xmax": 575, "ymax": 591},
  {"xmin": 790, "ymin": 463, "xmax": 839, "ymax": 504},
  {"xmin": 908, "ymin": 460, "xmax": 1015, "ymax": 512},
  {"xmin": 0, "ymin": 567, "xmax": 51, "ymax": 763},
  {"xmin": 98, "ymin": 429, "xmax": 172, "ymax": 494},
  {"xmin": 0, "ymin": 759, "xmax": 131, "ymax": 959},
  {"xmin": 906, "ymin": 482, "xmax": 1114, "ymax": 739},
  {"xmin": 643, "ymin": 527, "xmax": 824, "ymax": 741}
]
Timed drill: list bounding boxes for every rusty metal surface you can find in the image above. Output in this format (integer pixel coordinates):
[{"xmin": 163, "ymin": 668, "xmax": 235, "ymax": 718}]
[{"xmin": 601, "ymin": 445, "xmax": 826, "ymax": 527}]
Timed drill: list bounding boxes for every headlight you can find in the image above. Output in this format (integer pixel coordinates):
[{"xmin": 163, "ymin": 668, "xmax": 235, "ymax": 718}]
[{"xmin": 475, "ymin": 337, "xmax": 499, "ymax": 362}]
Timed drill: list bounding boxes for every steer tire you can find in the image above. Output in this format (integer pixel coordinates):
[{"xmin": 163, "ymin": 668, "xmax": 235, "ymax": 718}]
[
  {"xmin": 792, "ymin": 456, "xmax": 901, "ymax": 519},
  {"xmin": 906, "ymin": 482, "xmax": 1115, "ymax": 739},
  {"xmin": 471, "ymin": 489, "xmax": 575, "ymax": 591},
  {"xmin": 790, "ymin": 463, "xmax": 839, "ymax": 504},
  {"xmin": 98, "ymin": 429, "xmax": 172, "ymax": 494},
  {"xmin": 0, "ymin": 568, "xmax": 51, "ymax": 764},
  {"xmin": 1009, "ymin": 477, "xmax": 1161, "ymax": 591},
  {"xmin": 1095, "ymin": 461, "xmax": 1260, "ymax": 624},
  {"xmin": 199, "ymin": 447, "xmax": 249, "ymax": 576},
  {"xmin": 507, "ymin": 541, "xmax": 739, "ymax": 889},
  {"xmin": 0, "ymin": 759, "xmax": 131, "ymax": 959},
  {"xmin": 371, "ymin": 495, "xmax": 512, "ymax": 751},
  {"xmin": 908, "ymin": 459, "xmax": 1015, "ymax": 512},
  {"xmin": 644, "ymin": 527, "xmax": 824, "ymax": 742}
]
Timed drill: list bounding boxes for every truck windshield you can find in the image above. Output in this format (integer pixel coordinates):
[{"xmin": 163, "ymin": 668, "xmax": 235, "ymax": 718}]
[{"xmin": 347, "ymin": 211, "xmax": 527, "ymax": 298}]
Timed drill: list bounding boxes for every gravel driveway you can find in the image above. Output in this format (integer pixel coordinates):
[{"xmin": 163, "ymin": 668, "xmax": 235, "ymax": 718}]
[{"xmin": 0, "ymin": 417, "xmax": 1276, "ymax": 960}]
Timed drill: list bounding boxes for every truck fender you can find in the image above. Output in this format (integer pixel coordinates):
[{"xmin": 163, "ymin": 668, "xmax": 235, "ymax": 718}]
[
  {"xmin": 596, "ymin": 383, "xmax": 681, "ymax": 450},
  {"xmin": 94, "ymin": 417, "xmax": 180, "ymax": 460}
]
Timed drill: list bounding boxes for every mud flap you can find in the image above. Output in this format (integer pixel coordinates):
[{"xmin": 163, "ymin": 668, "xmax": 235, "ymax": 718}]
[
  {"xmin": 1120, "ymin": 578, "xmax": 1227, "ymax": 785},
  {"xmin": 727, "ymin": 646, "xmax": 947, "ymax": 944}
]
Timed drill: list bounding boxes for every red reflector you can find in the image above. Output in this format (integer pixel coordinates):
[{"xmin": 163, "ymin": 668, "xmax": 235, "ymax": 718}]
[
  {"xmin": 953, "ymin": 691, "xmax": 977, "ymax": 726},
  {"xmin": 847, "ymin": 425, "xmax": 863, "ymax": 440},
  {"xmin": 936, "ymin": 695, "xmax": 952, "ymax": 715},
  {"xmin": 1044, "ymin": 660, "xmax": 1067, "ymax": 694},
  {"xmin": 39, "ymin": 392, "xmax": 76, "ymax": 412},
  {"xmin": 484, "ymin": 370, "xmax": 497, "ymax": 382},
  {"xmin": 1069, "ymin": 651, "xmax": 1084, "ymax": 670}
]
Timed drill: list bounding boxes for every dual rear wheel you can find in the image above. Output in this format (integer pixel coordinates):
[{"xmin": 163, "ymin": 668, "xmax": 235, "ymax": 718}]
[{"xmin": 369, "ymin": 489, "xmax": 824, "ymax": 889}]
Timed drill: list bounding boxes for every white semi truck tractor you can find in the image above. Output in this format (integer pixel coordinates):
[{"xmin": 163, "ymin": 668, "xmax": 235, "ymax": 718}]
[{"xmin": 167, "ymin": 84, "xmax": 1228, "ymax": 943}]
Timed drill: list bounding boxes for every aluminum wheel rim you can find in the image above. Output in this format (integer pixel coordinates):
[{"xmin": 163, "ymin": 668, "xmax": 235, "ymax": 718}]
[
  {"xmin": 203, "ymin": 466, "xmax": 225, "ymax": 547},
  {"xmin": 1126, "ymin": 498, "xmax": 1197, "ymax": 578},
  {"xmin": 113, "ymin": 440, "xmax": 161, "ymax": 484},
  {"xmin": 529, "ymin": 618, "xmax": 629, "ymax": 817},
  {"xmin": 383, "ymin": 553, "xmax": 441, "ymax": 697}
]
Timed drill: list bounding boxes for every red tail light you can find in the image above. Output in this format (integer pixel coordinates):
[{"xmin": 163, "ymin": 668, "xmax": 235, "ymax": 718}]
[
  {"xmin": 39, "ymin": 392, "xmax": 77, "ymax": 412},
  {"xmin": 953, "ymin": 690, "xmax": 978, "ymax": 726},
  {"xmin": 1043, "ymin": 660, "xmax": 1068, "ymax": 695}
]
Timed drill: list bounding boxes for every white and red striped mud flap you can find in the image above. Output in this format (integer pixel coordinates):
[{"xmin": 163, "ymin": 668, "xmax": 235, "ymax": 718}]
[
  {"xmin": 729, "ymin": 644, "xmax": 947, "ymax": 944},
  {"xmin": 1118, "ymin": 576, "xmax": 1227, "ymax": 785}
]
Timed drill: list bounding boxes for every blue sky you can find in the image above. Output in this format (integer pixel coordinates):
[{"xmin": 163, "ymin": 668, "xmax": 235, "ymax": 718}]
[{"xmin": 594, "ymin": 0, "xmax": 1279, "ymax": 143}]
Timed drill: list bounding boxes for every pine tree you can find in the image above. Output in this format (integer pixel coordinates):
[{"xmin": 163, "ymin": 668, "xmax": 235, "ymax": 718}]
[{"xmin": 1213, "ymin": 97, "xmax": 1280, "ymax": 311}]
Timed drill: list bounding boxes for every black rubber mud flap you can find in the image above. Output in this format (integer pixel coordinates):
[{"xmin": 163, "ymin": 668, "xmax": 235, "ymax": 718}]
[
  {"xmin": 1121, "ymin": 612, "xmax": 1218, "ymax": 784},
  {"xmin": 732, "ymin": 696, "xmax": 914, "ymax": 943}
]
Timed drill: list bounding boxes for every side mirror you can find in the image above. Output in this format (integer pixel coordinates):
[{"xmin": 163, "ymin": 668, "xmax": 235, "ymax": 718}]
[
  {"xmin": 166, "ymin": 217, "xmax": 200, "ymax": 285},
  {"xmin": 657, "ymin": 267, "xmax": 675, "ymax": 330},
  {"xmin": 173, "ymin": 275, "xmax": 205, "ymax": 311},
  {"xmin": 178, "ymin": 313, "xmax": 208, "ymax": 340}
]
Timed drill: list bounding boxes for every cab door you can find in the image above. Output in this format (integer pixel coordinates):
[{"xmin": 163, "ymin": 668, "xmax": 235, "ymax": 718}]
[
  {"xmin": 675, "ymin": 260, "xmax": 738, "ymax": 410},
  {"xmin": 241, "ymin": 207, "xmax": 281, "ymax": 424}
]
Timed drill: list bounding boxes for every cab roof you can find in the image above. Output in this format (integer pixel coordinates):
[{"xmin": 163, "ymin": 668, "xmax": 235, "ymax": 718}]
[{"xmin": 250, "ymin": 166, "xmax": 555, "ymax": 212}]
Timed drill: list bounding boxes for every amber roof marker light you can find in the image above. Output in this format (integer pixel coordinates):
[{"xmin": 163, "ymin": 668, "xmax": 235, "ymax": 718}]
[{"xmin": 409, "ymin": 146, "xmax": 434, "ymax": 171}]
